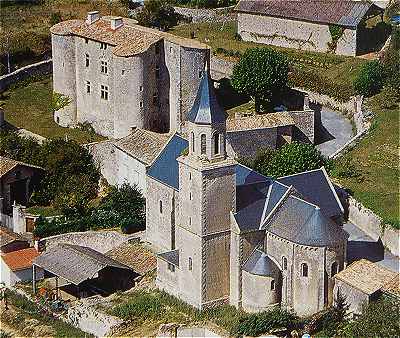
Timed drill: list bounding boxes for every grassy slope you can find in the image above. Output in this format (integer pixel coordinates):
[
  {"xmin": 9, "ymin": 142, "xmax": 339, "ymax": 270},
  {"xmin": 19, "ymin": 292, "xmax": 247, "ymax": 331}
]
[{"xmin": 2, "ymin": 76, "xmax": 105, "ymax": 143}]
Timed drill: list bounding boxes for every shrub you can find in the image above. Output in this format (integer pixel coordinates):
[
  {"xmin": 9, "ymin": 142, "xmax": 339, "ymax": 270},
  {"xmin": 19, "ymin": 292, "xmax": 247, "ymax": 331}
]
[
  {"xmin": 137, "ymin": 0, "xmax": 179, "ymax": 31},
  {"xmin": 49, "ymin": 12, "xmax": 62, "ymax": 26},
  {"xmin": 354, "ymin": 60, "xmax": 385, "ymax": 97},
  {"xmin": 331, "ymin": 157, "xmax": 361, "ymax": 178},
  {"xmin": 232, "ymin": 48, "xmax": 289, "ymax": 112}
]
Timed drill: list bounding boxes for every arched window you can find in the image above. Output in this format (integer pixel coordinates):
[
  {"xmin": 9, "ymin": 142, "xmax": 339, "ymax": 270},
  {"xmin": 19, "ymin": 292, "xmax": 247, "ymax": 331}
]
[
  {"xmin": 282, "ymin": 257, "xmax": 287, "ymax": 270},
  {"xmin": 200, "ymin": 134, "xmax": 206, "ymax": 155},
  {"xmin": 214, "ymin": 133, "xmax": 220, "ymax": 155},
  {"xmin": 271, "ymin": 280, "xmax": 275, "ymax": 290},
  {"xmin": 301, "ymin": 263, "xmax": 308, "ymax": 277},
  {"xmin": 159, "ymin": 200, "xmax": 163, "ymax": 214},
  {"xmin": 331, "ymin": 262, "xmax": 338, "ymax": 277},
  {"xmin": 191, "ymin": 132, "xmax": 195, "ymax": 153}
]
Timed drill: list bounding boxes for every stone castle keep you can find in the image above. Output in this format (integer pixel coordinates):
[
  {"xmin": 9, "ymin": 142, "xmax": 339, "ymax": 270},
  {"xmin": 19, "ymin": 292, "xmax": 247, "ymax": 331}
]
[{"xmin": 51, "ymin": 12, "xmax": 209, "ymax": 138}]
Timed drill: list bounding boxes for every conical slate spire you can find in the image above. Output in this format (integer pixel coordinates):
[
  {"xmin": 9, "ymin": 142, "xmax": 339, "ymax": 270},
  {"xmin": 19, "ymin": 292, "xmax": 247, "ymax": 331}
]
[{"xmin": 187, "ymin": 70, "xmax": 226, "ymax": 125}]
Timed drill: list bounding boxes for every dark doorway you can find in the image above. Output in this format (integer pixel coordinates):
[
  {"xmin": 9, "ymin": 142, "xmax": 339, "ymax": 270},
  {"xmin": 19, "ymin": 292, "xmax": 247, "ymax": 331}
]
[{"xmin": 10, "ymin": 178, "xmax": 28, "ymax": 206}]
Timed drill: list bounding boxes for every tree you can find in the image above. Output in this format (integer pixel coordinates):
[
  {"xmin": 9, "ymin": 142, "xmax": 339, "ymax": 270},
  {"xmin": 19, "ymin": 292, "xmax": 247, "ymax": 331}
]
[
  {"xmin": 136, "ymin": 0, "xmax": 179, "ymax": 31},
  {"xmin": 242, "ymin": 142, "xmax": 330, "ymax": 178},
  {"xmin": 354, "ymin": 60, "xmax": 385, "ymax": 97},
  {"xmin": 231, "ymin": 48, "xmax": 289, "ymax": 112}
]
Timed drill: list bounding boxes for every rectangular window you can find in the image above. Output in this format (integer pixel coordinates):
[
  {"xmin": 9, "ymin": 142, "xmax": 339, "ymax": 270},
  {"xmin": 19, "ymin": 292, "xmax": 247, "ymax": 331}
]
[
  {"xmin": 101, "ymin": 60, "xmax": 108, "ymax": 74},
  {"xmin": 139, "ymin": 101, "xmax": 143, "ymax": 108},
  {"xmin": 188, "ymin": 257, "xmax": 192, "ymax": 271},
  {"xmin": 85, "ymin": 54, "xmax": 90, "ymax": 67},
  {"xmin": 168, "ymin": 263, "xmax": 175, "ymax": 272},
  {"xmin": 86, "ymin": 81, "xmax": 91, "ymax": 94},
  {"xmin": 100, "ymin": 42, "xmax": 107, "ymax": 50},
  {"xmin": 85, "ymin": 38, "xmax": 89, "ymax": 44},
  {"xmin": 139, "ymin": 85, "xmax": 143, "ymax": 92},
  {"xmin": 100, "ymin": 85, "xmax": 109, "ymax": 100}
]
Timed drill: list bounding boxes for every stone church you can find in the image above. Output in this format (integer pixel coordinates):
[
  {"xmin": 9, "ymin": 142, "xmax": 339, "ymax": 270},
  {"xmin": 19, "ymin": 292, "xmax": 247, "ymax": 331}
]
[{"xmin": 145, "ymin": 69, "xmax": 349, "ymax": 316}]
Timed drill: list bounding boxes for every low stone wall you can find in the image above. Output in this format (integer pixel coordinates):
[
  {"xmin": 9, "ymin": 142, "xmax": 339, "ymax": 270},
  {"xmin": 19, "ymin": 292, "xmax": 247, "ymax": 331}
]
[
  {"xmin": 39, "ymin": 230, "xmax": 131, "ymax": 254},
  {"xmin": 348, "ymin": 196, "xmax": 399, "ymax": 257},
  {"xmin": 0, "ymin": 59, "xmax": 52, "ymax": 93},
  {"xmin": 174, "ymin": 6, "xmax": 235, "ymax": 23}
]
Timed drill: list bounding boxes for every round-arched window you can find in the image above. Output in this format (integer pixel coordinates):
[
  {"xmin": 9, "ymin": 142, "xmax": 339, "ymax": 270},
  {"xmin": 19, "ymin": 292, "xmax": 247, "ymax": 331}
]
[{"xmin": 301, "ymin": 263, "xmax": 308, "ymax": 277}]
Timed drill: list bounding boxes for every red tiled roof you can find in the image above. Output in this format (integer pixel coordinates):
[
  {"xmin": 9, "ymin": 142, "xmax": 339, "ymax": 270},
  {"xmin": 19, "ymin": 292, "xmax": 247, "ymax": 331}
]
[{"xmin": 2, "ymin": 247, "xmax": 39, "ymax": 271}]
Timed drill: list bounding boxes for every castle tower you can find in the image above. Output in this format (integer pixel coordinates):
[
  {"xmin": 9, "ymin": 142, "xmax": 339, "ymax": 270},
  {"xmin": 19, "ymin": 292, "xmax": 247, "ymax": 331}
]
[{"xmin": 175, "ymin": 70, "xmax": 236, "ymax": 308}]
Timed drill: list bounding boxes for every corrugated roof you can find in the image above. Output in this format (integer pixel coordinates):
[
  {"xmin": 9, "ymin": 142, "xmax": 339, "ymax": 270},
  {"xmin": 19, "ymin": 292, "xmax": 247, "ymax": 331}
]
[
  {"xmin": 147, "ymin": 133, "xmax": 188, "ymax": 190},
  {"xmin": 33, "ymin": 243, "xmax": 132, "ymax": 285},
  {"xmin": 0, "ymin": 156, "xmax": 43, "ymax": 178},
  {"xmin": 243, "ymin": 249, "xmax": 279, "ymax": 276},
  {"xmin": 266, "ymin": 194, "xmax": 348, "ymax": 247},
  {"xmin": 227, "ymin": 112, "xmax": 294, "ymax": 132},
  {"xmin": 114, "ymin": 129, "xmax": 170, "ymax": 165},
  {"xmin": 158, "ymin": 249, "xmax": 180, "ymax": 267},
  {"xmin": 278, "ymin": 168, "xmax": 344, "ymax": 218},
  {"xmin": 235, "ymin": 0, "xmax": 376, "ymax": 27},
  {"xmin": 335, "ymin": 259, "xmax": 398, "ymax": 295},
  {"xmin": 2, "ymin": 247, "xmax": 39, "ymax": 271}
]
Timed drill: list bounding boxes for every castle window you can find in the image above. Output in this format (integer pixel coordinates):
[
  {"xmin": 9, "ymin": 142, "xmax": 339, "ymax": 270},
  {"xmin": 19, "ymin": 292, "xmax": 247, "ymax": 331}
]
[
  {"xmin": 191, "ymin": 132, "xmax": 195, "ymax": 153},
  {"xmin": 159, "ymin": 200, "xmax": 163, "ymax": 214},
  {"xmin": 56, "ymin": 117, "xmax": 60, "ymax": 123},
  {"xmin": 169, "ymin": 46, "xmax": 173, "ymax": 53},
  {"xmin": 100, "ymin": 42, "xmax": 107, "ymax": 50},
  {"xmin": 301, "ymin": 263, "xmax": 308, "ymax": 277},
  {"xmin": 331, "ymin": 262, "xmax": 338, "ymax": 277},
  {"xmin": 101, "ymin": 60, "xmax": 108, "ymax": 74},
  {"xmin": 85, "ymin": 38, "xmax": 88, "ymax": 44},
  {"xmin": 139, "ymin": 85, "xmax": 143, "ymax": 92},
  {"xmin": 198, "ymin": 70, "xmax": 202, "ymax": 78},
  {"xmin": 100, "ymin": 85, "xmax": 109, "ymax": 100},
  {"xmin": 121, "ymin": 69, "xmax": 125, "ymax": 75},
  {"xmin": 200, "ymin": 134, "xmax": 206, "ymax": 155},
  {"xmin": 85, "ymin": 54, "xmax": 90, "ymax": 67},
  {"xmin": 139, "ymin": 101, "xmax": 143, "ymax": 108},
  {"xmin": 86, "ymin": 81, "xmax": 91, "ymax": 94},
  {"xmin": 271, "ymin": 280, "xmax": 275, "ymax": 290},
  {"xmin": 214, "ymin": 133, "xmax": 220, "ymax": 155},
  {"xmin": 282, "ymin": 257, "xmax": 287, "ymax": 270},
  {"xmin": 189, "ymin": 172, "xmax": 192, "ymax": 180},
  {"xmin": 167, "ymin": 263, "xmax": 175, "ymax": 272},
  {"xmin": 189, "ymin": 217, "xmax": 192, "ymax": 226},
  {"xmin": 189, "ymin": 192, "xmax": 192, "ymax": 200},
  {"xmin": 156, "ymin": 66, "xmax": 160, "ymax": 79},
  {"xmin": 188, "ymin": 257, "xmax": 192, "ymax": 271}
]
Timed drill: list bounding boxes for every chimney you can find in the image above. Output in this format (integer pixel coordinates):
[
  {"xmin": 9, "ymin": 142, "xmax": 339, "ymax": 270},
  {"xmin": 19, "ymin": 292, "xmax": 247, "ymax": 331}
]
[
  {"xmin": 110, "ymin": 17, "xmax": 124, "ymax": 30},
  {"xmin": 86, "ymin": 11, "xmax": 100, "ymax": 25}
]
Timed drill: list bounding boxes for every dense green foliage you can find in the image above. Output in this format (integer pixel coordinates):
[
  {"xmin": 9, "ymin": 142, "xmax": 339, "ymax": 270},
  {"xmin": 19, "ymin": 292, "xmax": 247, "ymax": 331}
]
[
  {"xmin": 33, "ymin": 183, "xmax": 145, "ymax": 238},
  {"xmin": 232, "ymin": 48, "xmax": 289, "ymax": 111},
  {"xmin": 382, "ymin": 27, "xmax": 400, "ymax": 98},
  {"xmin": 172, "ymin": 0, "xmax": 237, "ymax": 8},
  {"xmin": 241, "ymin": 142, "xmax": 331, "ymax": 178},
  {"xmin": 354, "ymin": 60, "xmax": 385, "ymax": 97},
  {"xmin": 328, "ymin": 24, "xmax": 345, "ymax": 51},
  {"xmin": 136, "ymin": 0, "xmax": 179, "ymax": 31}
]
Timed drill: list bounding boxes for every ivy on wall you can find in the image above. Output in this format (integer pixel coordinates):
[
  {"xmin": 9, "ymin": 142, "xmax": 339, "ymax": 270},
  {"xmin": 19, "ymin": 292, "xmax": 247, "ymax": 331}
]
[
  {"xmin": 247, "ymin": 31, "xmax": 317, "ymax": 49},
  {"xmin": 328, "ymin": 24, "xmax": 345, "ymax": 52}
]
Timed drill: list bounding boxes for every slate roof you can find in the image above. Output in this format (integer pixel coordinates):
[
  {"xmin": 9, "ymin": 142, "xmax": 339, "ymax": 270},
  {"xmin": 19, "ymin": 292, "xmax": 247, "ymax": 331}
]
[
  {"xmin": 265, "ymin": 195, "xmax": 348, "ymax": 247},
  {"xmin": 226, "ymin": 112, "xmax": 294, "ymax": 132},
  {"xmin": 158, "ymin": 249, "xmax": 180, "ymax": 267},
  {"xmin": 243, "ymin": 249, "xmax": 279, "ymax": 276},
  {"xmin": 0, "ymin": 156, "xmax": 43, "ymax": 178},
  {"xmin": 335, "ymin": 259, "xmax": 398, "ymax": 295},
  {"xmin": 235, "ymin": 0, "xmax": 377, "ymax": 28},
  {"xmin": 33, "ymin": 243, "xmax": 132, "ymax": 285},
  {"xmin": 0, "ymin": 226, "xmax": 28, "ymax": 247},
  {"xmin": 51, "ymin": 16, "xmax": 207, "ymax": 57},
  {"xmin": 187, "ymin": 70, "xmax": 227, "ymax": 125},
  {"xmin": 278, "ymin": 168, "xmax": 344, "ymax": 218},
  {"xmin": 147, "ymin": 133, "xmax": 188, "ymax": 190},
  {"xmin": 235, "ymin": 164, "xmax": 269, "ymax": 186},
  {"xmin": 2, "ymin": 247, "xmax": 39, "ymax": 271},
  {"xmin": 114, "ymin": 129, "xmax": 170, "ymax": 165}
]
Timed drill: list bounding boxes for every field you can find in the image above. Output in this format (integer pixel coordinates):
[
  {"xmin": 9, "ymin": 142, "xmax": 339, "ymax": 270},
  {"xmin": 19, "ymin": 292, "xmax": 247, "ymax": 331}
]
[{"xmin": 1, "ymin": 76, "xmax": 105, "ymax": 143}]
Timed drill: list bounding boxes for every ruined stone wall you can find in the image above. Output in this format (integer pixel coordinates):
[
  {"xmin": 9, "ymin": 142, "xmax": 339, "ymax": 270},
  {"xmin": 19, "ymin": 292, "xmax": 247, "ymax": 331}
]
[
  {"xmin": 173, "ymin": 6, "xmax": 236, "ymax": 23},
  {"xmin": 237, "ymin": 13, "xmax": 357, "ymax": 56}
]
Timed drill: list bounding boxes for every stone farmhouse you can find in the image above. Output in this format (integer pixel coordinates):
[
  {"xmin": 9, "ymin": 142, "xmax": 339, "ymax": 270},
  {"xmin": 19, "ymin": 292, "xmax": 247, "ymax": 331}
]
[
  {"xmin": 144, "ymin": 70, "xmax": 350, "ymax": 316},
  {"xmin": 235, "ymin": 0, "xmax": 383, "ymax": 56},
  {"xmin": 51, "ymin": 12, "xmax": 209, "ymax": 138}
]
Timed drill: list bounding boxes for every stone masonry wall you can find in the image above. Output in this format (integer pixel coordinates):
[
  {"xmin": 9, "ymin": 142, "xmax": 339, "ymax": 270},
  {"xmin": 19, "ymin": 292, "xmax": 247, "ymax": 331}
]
[
  {"xmin": 0, "ymin": 59, "xmax": 52, "ymax": 93},
  {"xmin": 86, "ymin": 140, "xmax": 117, "ymax": 186},
  {"xmin": 237, "ymin": 13, "xmax": 357, "ymax": 56},
  {"xmin": 174, "ymin": 6, "xmax": 236, "ymax": 23}
]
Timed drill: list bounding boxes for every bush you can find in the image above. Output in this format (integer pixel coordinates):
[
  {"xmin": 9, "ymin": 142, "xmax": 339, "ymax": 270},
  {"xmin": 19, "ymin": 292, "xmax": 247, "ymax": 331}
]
[
  {"xmin": 354, "ymin": 60, "xmax": 385, "ymax": 97},
  {"xmin": 137, "ymin": 0, "xmax": 179, "ymax": 31}
]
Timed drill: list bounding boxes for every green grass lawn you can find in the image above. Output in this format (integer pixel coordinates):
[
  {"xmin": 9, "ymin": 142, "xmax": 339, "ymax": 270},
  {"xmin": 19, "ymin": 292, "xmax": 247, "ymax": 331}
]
[
  {"xmin": 1, "ymin": 76, "xmax": 105, "ymax": 144},
  {"xmin": 334, "ymin": 89, "xmax": 399, "ymax": 228}
]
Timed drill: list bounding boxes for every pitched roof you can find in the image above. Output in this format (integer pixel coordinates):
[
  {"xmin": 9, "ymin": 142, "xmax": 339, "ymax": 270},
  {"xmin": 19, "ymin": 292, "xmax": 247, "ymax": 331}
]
[
  {"xmin": 2, "ymin": 247, "xmax": 39, "ymax": 271},
  {"xmin": 278, "ymin": 168, "xmax": 344, "ymax": 218},
  {"xmin": 147, "ymin": 133, "xmax": 188, "ymax": 190},
  {"xmin": 234, "ymin": 0, "xmax": 377, "ymax": 28},
  {"xmin": 381, "ymin": 276, "xmax": 400, "ymax": 298},
  {"xmin": 0, "ymin": 156, "xmax": 43, "ymax": 178},
  {"xmin": 265, "ymin": 194, "xmax": 348, "ymax": 247},
  {"xmin": 114, "ymin": 129, "xmax": 170, "ymax": 165},
  {"xmin": 51, "ymin": 16, "xmax": 207, "ymax": 57},
  {"xmin": 33, "ymin": 243, "xmax": 132, "ymax": 285},
  {"xmin": 158, "ymin": 249, "xmax": 180, "ymax": 267},
  {"xmin": 187, "ymin": 70, "xmax": 226, "ymax": 125},
  {"xmin": 335, "ymin": 259, "xmax": 398, "ymax": 295},
  {"xmin": 0, "ymin": 226, "xmax": 28, "ymax": 247},
  {"xmin": 235, "ymin": 164, "xmax": 269, "ymax": 186},
  {"xmin": 243, "ymin": 249, "xmax": 279, "ymax": 276},
  {"xmin": 227, "ymin": 112, "xmax": 294, "ymax": 132}
]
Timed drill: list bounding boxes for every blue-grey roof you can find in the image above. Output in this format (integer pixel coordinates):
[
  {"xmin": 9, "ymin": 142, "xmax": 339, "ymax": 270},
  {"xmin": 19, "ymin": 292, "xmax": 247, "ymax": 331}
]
[
  {"xmin": 243, "ymin": 249, "xmax": 279, "ymax": 276},
  {"xmin": 158, "ymin": 249, "xmax": 179, "ymax": 267},
  {"xmin": 263, "ymin": 182, "xmax": 290, "ymax": 219},
  {"xmin": 147, "ymin": 134, "xmax": 188, "ymax": 190},
  {"xmin": 266, "ymin": 195, "xmax": 348, "ymax": 247},
  {"xmin": 278, "ymin": 168, "xmax": 343, "ymax": 218},
  {"xmin": 187, "ymin": 70, "xmax": 226, "ymax": 125},
  {"xmin": 235, "ymin": 164, "xmax": 269, "ymax": 186}
]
